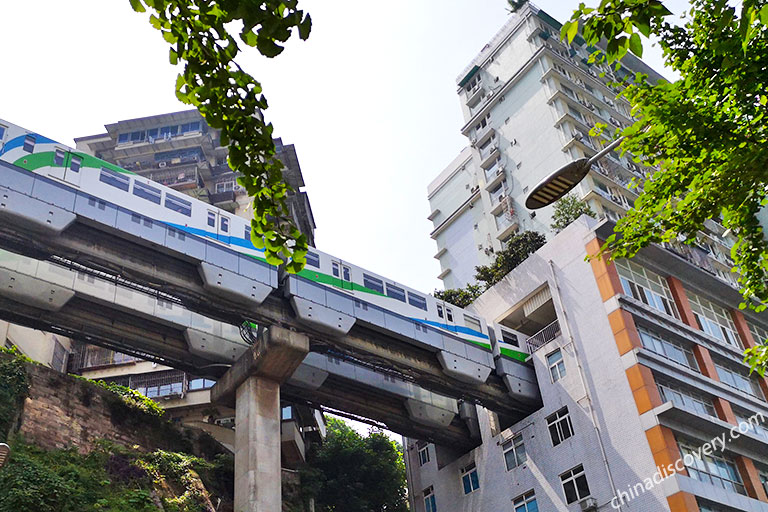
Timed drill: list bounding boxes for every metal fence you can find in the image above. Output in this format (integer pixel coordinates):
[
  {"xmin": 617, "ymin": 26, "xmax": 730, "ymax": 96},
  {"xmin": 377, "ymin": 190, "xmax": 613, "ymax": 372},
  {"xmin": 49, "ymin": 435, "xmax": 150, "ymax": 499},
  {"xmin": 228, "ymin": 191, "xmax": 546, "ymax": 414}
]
[{"xmin": 525, "ymin": 319, "xmax": 562, "ymax": 353}]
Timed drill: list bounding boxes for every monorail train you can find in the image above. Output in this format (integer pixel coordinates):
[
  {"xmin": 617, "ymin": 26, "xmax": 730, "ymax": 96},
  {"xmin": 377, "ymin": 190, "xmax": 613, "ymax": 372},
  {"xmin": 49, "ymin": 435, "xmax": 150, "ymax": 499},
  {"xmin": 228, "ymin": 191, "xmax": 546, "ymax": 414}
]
[{"xmin": 0, "ymin": 119, "xmax": 529, "ymax": 363}]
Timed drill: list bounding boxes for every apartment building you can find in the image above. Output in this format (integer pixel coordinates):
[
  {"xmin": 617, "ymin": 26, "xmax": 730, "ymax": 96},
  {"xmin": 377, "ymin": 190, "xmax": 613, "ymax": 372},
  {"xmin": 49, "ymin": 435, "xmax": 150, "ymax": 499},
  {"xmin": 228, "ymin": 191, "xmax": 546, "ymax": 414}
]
[
  {"xmin": 62, "ymin": 110, "xmax": 322, "ymax": 466},
  {"xmin": 427, "ymin": 3, "xmax": 736, "ymax": 291},
  {"xmin": 406, "ymin": 216, "xmax": 768, "ymax": 512}
]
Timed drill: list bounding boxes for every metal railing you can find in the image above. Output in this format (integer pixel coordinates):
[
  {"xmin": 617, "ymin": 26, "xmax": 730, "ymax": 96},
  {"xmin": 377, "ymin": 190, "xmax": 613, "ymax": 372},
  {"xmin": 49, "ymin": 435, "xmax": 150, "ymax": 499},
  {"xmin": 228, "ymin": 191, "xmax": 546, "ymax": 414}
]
[{"xmin": 525, "ymin": 319, "xmax": 562, "ymax": 353}]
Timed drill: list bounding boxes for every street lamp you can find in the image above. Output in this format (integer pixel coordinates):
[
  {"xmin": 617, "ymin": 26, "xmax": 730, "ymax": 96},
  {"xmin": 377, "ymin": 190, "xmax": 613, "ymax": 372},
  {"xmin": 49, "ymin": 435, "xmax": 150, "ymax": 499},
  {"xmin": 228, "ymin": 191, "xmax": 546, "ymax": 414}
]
[
  {"xmin": 0, "ymin": 443, "xmax": 9, "ymax": 469},
  {"xmin": 525, "ymin": 136, "xmax": 625, "ymax": 210}
]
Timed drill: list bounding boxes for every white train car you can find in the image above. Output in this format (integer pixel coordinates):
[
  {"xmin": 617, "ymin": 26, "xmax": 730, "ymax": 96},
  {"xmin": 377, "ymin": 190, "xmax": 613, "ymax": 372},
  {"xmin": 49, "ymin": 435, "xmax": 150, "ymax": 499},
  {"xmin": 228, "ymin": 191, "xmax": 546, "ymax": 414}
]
[{"xmin": 0, "ymin": 119, "xmax": 530, "ymax": 364}]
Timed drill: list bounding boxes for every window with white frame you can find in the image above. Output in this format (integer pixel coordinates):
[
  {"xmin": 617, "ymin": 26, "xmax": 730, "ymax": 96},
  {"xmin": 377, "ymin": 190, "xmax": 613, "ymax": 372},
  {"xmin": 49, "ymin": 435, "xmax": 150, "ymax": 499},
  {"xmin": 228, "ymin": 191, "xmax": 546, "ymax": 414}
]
[
  {"xmin": 715, "ymin": 362, "xmax": 764, "ymax": 399},
  {"xmin": 513, "ymin": 491, "xmax": 537, "ymax": 512},
  {"xmin": 547, "ymin": 349, "xmax": 566, "ymax": 382},
  {"xmin": 418, "ymin": 445, "xmax": 430, "ymax": 466},
  {"xmin": 638, "ymin": 328, "xmax": 699, "ymax": 371},
  {"xmin": 547, "ymin": 407, "xmax": 574, "ymax": 446},
  {"xmin": 688, "ymin": 292, "xmax": 742, "ymax": 348},
  {"xmin": 657, "ymin": 380, "xmax": 716, "ymax": 417},
  {"xmin": 460, "ymin": 462, "xmax": 480, "ymax": 494},
  {"xmin": 423, "ymin": 487, "xmax": 437, "ymax": 512},
  {"xmin": 678, "ymin": 441, "xmax": 746, "ymax": 495},
  {"xmin": 216, "ymin": 180, "xmax": 235, "ymax": 193},
  {"xmin": 615, "ymin": 260, "xmax": 679, "ymax": 319},
  {"xmin": 560, "ymin": 464, "xmax": 591, "ymax": 504},
  {"xmin": 749, "ymin": 321, "xmax": 768, "ymax": 347},
  {"xmin": 502, "ymin": 434, "xmax": 527, "ymax": 471}
]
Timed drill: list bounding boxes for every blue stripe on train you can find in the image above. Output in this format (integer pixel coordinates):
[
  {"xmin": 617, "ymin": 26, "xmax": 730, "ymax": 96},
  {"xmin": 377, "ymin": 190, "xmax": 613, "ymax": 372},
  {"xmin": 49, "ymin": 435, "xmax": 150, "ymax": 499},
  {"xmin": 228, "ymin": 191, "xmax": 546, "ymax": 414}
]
[
  {"xmin": 411, "ymin": 318, "xmax": 490, "ymax": 340},
  {"xmin": 0, "ymin": 134, "xmax": 59, "ymax": 157},
  {"xmin": 165, "ymin": 222, "xmax": 265, "ymax": 254}
]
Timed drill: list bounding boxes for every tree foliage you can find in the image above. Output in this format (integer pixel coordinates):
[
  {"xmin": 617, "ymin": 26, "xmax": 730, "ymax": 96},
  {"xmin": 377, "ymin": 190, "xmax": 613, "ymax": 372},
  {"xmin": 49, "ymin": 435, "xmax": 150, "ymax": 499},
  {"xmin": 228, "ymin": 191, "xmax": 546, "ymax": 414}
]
[
  {"xmin": 306, "ymin": 417, "xmax": 408, "ymax": 512},
  {"xmin": 554, "ymin": 0, "xmax": 768, "ymax": 371},
  {"xmin": 437, "ymin": 231, "xmax": 546, "ymax": 308},
  {"xmin": 434, "ymin": 284, "xmax": 484, "ymax": 308},
  {"xmin": 550, "ymin": 194, "xmax": 597, "ymax": 233},
  {"xmin": 130, "ymin": 0, "xmax": 312, "ymax": 272}
]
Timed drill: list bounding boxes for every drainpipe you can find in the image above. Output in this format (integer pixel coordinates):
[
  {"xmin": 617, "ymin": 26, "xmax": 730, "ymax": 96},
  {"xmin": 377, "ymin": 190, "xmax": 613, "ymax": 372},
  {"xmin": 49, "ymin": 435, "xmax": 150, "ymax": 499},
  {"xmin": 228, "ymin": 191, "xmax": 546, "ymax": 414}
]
[{"xmin": 548, "ymin": 260, "xmax": 623, "ymax": 510}]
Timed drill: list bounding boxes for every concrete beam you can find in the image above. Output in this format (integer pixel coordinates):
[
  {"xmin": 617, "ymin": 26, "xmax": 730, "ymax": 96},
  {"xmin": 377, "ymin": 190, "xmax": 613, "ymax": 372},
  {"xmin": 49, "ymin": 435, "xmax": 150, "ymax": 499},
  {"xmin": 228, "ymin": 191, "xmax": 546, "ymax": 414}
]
[{"xmin": 211, "ymin": 326, "xmax": 309, "ymax": 409}]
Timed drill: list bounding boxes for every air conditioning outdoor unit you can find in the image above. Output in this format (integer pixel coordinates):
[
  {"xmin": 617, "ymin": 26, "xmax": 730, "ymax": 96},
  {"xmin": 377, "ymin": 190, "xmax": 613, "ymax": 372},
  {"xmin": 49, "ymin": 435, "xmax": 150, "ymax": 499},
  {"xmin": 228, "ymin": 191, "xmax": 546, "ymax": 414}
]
[
  {"xmin": 496, "ymin": 167, "xmax": 505, "ymax": 176},
  {"xmin": 158, "ymin": 161, "xmax": 167, "ymax": 168},
  {"xmin": 579, "ymin": 497, "xmax": 598, "ymax": 511}
]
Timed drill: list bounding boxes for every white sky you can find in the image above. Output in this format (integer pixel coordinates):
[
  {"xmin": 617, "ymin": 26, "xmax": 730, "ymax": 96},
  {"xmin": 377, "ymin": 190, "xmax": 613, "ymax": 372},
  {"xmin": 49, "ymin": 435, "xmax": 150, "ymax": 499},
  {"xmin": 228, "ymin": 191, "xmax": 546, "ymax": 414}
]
[{"xmin": 0, "ymin": 1, "xmax": 679, "ymax": 294}]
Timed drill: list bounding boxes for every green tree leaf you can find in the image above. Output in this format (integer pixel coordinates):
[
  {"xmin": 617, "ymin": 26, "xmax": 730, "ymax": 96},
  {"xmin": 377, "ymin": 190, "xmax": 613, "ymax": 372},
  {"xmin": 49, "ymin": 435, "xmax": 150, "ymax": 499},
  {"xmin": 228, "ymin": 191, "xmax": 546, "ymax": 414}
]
[{"xmin": 629, "ymin": 33, "xmax": 643, "ymax": 57}]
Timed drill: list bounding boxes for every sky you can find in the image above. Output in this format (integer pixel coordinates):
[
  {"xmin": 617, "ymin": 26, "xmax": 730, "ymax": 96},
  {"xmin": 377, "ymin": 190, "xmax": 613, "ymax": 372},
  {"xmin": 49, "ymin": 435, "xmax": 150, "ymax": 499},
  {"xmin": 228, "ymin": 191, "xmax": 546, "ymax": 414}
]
[{"xmin": 0, "ymin": 0, "xmax": 680, "ymax": 297}]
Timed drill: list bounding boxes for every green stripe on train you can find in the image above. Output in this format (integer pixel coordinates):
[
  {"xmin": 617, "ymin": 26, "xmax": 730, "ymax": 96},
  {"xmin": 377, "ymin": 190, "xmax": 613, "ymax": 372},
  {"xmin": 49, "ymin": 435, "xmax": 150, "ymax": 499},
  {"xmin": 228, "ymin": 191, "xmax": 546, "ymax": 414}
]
[
  {"xmin": 499, "ymin": 346, "xmax": 530, "ymax": 362},
  {"xmin": 13, "ymin": 151, "xmax": 135, "ymax": 175},
  {"xmin": 297, "ymin": 267, "xmax": 386, "ymax": 297}
]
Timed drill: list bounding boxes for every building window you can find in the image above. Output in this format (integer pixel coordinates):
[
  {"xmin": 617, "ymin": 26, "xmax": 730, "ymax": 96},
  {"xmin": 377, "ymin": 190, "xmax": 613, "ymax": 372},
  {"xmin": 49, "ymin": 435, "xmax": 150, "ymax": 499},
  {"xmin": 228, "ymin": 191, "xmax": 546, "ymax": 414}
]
[
  {"xmin": 760, "ymin": 470, "xmax": 768, "ymax": 497},
  {"xmin": 363, "ymin": 273, "xmax": 384, "ymax": 294},
  {"xmin": 424, "ymin": 487, "xmax": 437, "ymax": 512},
  {"xmin": 615, "ymin": 260, "xmax": 679, "ymax": 319},
  {"xmin": 657, "ymin": 380, "xmax": 716, "ymax": 417},
  {"xmin": 133, "ymin": 181, "xmax": 162, "ymax": 205},
  {"xmin": 735, "ymin": 411, "xmax": 768, "ymax": 441},
  {"xmin": 547, "ymin": 349, "xmax": 566, "ymax": 382},
  {"xmin": 408, "ymin": 292, "xmax": 428, "ymax": 311},
  {"xmin": 306, "ymin": 251, "xmax": 320, "ymax": 268},
  {"xmin": 678, "ymin": 441, "xmax": 746, "ymax": 495},
  {"xmin": 418, "ymin": 445, "xmax": 430, "ymax": 466},
  {"xmin": 513, "ymin": 491, "xmax": 537, "ymax": 512},
  {"xmin": 561, "ymin": 464, "xmax": 591, "ymax": 504},
  {"xmin": 386, "ymin": 283, "xmax": 406, "ymax": 302},
  {"xmin": 749, "ymin": 322, "xmax": 768, "ymax": 347},
  {"xmin": 638, "ymin": 328, "xmax": 699, "ymax": 370},
  {"xmin": 502, "ymin": 434, "xmax": 527, "ymax": 470},
  {"xmin": 118, "ymin": 133, "xmax": 130, "ymax": 144},
  {"xmin": 715, "ymin": 363, "xmax": 764, "ymax": 399},
  {"xmin": 22, "ymin": 134, "xmax": 36, "ymax": 153},
  {"xmin": 216, "ymin": 180, "xmax": 235, "ymax": 193},
  {"xmin": 547, "ymin": 407, "xmax": 574, "ymax": 446},
  {"xmin": 460, "ymin": 462, "xmax": 480, "ymax": 494},
  {"xmin": 688, "ymin": 292, "xmax": 742, "ymax": 348},
  {"xmin": 99, "ymin": 167, "xmax": 130, "ymax": 191},
  {"xmin": 188, "ymin": 377, "xmax": 216, "ymax": 390},
  {"xmin": 51, "ymin": 337, "xmax": 67, "ymax": 373},
  {"xmin": 281, "ymin": 406, "xmax": 293, "ymax": 420}
]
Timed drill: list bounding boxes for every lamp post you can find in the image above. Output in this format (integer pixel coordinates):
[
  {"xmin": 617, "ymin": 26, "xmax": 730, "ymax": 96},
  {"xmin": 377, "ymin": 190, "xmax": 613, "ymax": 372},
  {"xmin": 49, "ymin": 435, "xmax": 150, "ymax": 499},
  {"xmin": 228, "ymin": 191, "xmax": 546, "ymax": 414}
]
[
  {"xmin": 525, "ymin": 136, "xmax": 625, "ymax": 210},
  {"xmin": 0, "ymin": 443, "xmax": 10, "ymax": 469}
]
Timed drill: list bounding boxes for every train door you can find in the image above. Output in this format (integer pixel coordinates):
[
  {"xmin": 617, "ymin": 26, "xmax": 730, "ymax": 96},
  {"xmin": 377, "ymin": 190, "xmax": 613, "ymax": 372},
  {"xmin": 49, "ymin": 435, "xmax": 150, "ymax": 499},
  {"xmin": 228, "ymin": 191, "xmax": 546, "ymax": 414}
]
[
  {"xmin": 46, "ymin": 148, "xmax": 67, "ymax": 181},
  {"xmin": 436, "ymin": 302, "xmax": 457, "ymax": 331},
  {"xmin": 64, "ymin": 152, "xmax": 82, "ymax": 186},
  {"xmin": 331, "ymin": 260, "xmax": 353, "ymax": 291},
  {"xmin": 206, "ymin": 210, "xmax": 231, "ymax": 243}
]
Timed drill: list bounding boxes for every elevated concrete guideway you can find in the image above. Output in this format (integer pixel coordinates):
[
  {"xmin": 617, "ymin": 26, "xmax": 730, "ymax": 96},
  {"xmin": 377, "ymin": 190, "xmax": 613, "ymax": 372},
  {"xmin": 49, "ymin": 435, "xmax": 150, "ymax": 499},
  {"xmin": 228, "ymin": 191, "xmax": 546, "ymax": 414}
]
[{"xmin": 0, "ymin": 156, "xmax": 543, "ymax": 510}]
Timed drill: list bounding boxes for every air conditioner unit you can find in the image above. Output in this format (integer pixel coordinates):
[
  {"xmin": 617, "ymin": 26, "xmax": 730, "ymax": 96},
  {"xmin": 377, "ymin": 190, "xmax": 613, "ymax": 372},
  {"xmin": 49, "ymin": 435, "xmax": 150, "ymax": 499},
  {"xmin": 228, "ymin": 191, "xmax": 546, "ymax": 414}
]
[
  {"xmin": 579, "ymin": 497, "xmax": 598, "ymax": 511},
  {"xmin": 470, "ymin": 138, "xmax": 478, "ymax": 147},
  {"xmin": 573, "ymin": 132, "xmax": 583, "ymax": 141},
  {"xmin": 496, "ymin": 167, "xmax": 505, "ymax": 176},
  {"xmin": 158, "ymin": 161, "xmax": 167, "ymax": 168},
  {"xmin": 234, "ymin": 185, "xmax": 245, "ymax": 192}
]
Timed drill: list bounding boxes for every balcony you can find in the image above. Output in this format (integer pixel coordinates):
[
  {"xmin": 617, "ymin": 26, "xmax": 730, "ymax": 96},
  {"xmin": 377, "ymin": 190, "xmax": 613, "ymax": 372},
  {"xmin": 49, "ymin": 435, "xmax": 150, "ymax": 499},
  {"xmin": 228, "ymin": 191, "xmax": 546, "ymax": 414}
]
[
  {"xmin": 525, "ymin": 320, "xmax": 562, "ymax": 353},
  {"xmin": 495, "ymin": 211, "xmax": 519, "ymax": 241},
  {"xmin": 466, "ymin": 84, "xmax": 485, "ymax": 107},
  {"xmin": 484, "ymin": 164, "xmax": 506, "ymax": 191},
  {"xmin": 479, "ymin": 144, "xmax": 500, "ymax": 169},
  {"xmin": 147, "ymin": 169, "xmax": 201, "ymax": 190},
  {"xmin": 210, "ymin": 190, "xmax": 237, "ymax": 208}
]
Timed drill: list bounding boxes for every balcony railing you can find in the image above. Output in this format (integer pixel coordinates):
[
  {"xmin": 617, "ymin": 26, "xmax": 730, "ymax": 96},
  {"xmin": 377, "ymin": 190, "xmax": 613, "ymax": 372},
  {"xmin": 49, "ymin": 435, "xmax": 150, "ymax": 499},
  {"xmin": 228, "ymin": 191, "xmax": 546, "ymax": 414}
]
[{"xmin": 525, "ymin": 320, "xmax": 562, "ymax": 353}]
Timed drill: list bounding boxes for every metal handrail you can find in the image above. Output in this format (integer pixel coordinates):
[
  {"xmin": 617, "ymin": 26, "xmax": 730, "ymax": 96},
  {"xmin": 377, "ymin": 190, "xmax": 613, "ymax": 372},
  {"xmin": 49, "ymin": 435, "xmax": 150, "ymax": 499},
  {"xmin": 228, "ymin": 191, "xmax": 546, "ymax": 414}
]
[{"xmin": 525, "ymin": 319, "xmax": 562, "ymax": 353}]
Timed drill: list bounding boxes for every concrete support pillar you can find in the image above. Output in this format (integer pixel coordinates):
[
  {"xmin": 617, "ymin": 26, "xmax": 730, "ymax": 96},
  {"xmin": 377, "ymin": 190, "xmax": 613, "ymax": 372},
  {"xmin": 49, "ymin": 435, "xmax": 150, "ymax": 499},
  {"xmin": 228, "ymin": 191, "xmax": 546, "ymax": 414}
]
[
  {"xmin": 211, "ymin": 325, "xmax": 309, "ymax": 512},
  {"xmin": 235, "ymin": 376, "xmax": 282, "ymax": 511}
]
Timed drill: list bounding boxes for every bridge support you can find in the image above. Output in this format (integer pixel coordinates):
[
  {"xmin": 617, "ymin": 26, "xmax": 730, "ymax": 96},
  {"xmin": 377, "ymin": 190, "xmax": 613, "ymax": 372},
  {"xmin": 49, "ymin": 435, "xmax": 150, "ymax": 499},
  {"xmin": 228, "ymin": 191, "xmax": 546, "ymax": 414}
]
[{"xmin": 211, "ymin": 325, "xmax": 309, "ymax": 512}]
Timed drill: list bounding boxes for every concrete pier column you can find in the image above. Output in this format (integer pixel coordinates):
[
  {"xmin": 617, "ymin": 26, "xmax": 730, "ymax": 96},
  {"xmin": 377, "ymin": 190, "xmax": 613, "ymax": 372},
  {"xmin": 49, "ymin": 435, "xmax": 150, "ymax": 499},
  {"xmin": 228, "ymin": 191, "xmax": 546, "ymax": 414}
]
[
  {"xmin": 234, "ymin": 376, "xmax": 282, "ymax": 511},
  {"xmin": 211, "ymin": 325, "xmax": 309, "ymax": 512}
]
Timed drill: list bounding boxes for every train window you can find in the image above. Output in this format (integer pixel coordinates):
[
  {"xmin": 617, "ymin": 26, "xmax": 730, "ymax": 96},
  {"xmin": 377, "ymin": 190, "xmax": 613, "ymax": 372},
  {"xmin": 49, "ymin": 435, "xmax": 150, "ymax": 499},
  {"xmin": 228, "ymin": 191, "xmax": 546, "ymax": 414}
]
[
  {"xmin": 54, "ymin": 149, "xmax": 65, "ymax": 166},
  {"xmin": 133, "ymin": 181, "xmax": 162, "ymax": 204},
  {"xmin": 165, "ymin": 193, "xmax": 192, "ymax": 217},
  {"xmin": 386, "ymin": 283, "xmax": 406, "ymax": 302},
  {"xmin": 99, "ymin": 167, "xmax": 130, "ymax": 191},
  {"xmin": 363, "ymin": 274, "xmax": 384, "ymax": 294},
  {"xmin": 464, "ymin": 315, "xmax": 482, "ymax": 333},
  {"xmin": 70, "ymin": 156, "xmax": 82, "ymax": 172},
  {"xmin": 221, "ymin": 217, "xmax": 229, "ymax": 233},
  {"xmin": 332, "ymin": 262, "xmax": 340, "ymax": 277},
  {"xmin": 244, "ymin": 225, "xmax": 251, "ymax": 240},
  {"xmin": 0, "ymin": 125, "xmax": 6, "ymax": 140},
  {"xmin": 437, "ymin": 305, "xmax": 444, "ymax": 319},
  {"xmin": 306, "ymin": 252, "xmax": 320, "ymax": 268},
  {"xmin": 408, "ymin": 293, "xmax": 428, "ymax": 311},
  {"xmin": 207, "ymin": 212, "xmax": 216, "ymax": 227},
  {"xmin": 501, "ymin": 330, "xmax": 519, "ymax": 347},
  {"xmin": 22, "ymin": 135, "xmax": 36, "ymax": 153},
  {"xmin": 446, "ymin": 308, "xmax": 454, "ymax": 322}
]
